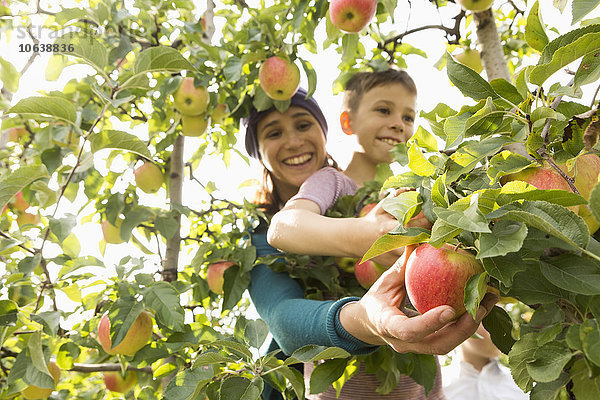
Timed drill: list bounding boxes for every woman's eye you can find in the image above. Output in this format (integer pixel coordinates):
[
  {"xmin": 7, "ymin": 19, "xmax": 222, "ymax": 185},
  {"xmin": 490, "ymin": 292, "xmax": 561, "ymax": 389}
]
[
  {"xmin": 265, "ymin": 130, "xmax": 281, "ymax": 138},
  {"xmin": 297, "ymin": 121, "xmax": 313, "ymax": 130}
]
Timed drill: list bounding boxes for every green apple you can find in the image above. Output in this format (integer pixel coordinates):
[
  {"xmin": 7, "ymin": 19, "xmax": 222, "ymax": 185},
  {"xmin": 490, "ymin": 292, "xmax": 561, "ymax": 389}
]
[
  {"xmin": 456, "ymin": 0, "xmax": 494, "ymax": 12},
  {"xmin": 103, "ymin": 371, "xmax": 137, "ymax": 393},
  {"xmin": 173, "ymin": 77, "xmax": 210, "ymax": 116},
  {"xmin": 97, "ymin": 311, "xmax": 153, "ymax": 356},
  {"xmin": 181, "ymin": 114, "xmax": 209, "ymax": 137},
  {"xmin": 16, "ymin": 212, "xmax": 40, "ymax": 228},
  {"xmin": 405, "ymin": 243, "xmax": 484, "ymax": 318},
  {"xmin": 101, "ymin": 218, "xmax": 125, "ymax": 244},
  {"xmin": 206, "ymin": 261, "xmax": 235, "ymax": 294},
  {"xmin": 134, "ymin": 162, "xmax": 163, "ymax": 194},
  {"xmin": 258, "ymin": 56, "xmax": 300, "ymax": 101},
  {"xmin": 454, "ymin": 49, "xmax": 483, "ymax": 73},
  {"xmin": 336, "ymin": 257, "xmax": 359, "ymax": 273},
  {"xmin": 21, "ymin": 361, "xmax": 61, "ymax": 399},
  {"xmin": 210, "ymin": 103, "xmax": 228, "ymax": 124}
]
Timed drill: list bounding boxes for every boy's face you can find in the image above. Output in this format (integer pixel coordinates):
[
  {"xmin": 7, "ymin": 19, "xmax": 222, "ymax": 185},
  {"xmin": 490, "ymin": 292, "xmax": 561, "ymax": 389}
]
[{"xmin": 347, "ymin": 83, "xmax": 416, "ymax": 165}]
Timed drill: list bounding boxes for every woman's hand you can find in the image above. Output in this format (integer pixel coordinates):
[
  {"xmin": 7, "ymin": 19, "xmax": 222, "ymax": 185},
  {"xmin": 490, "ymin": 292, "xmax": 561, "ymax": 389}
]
[{"xmin": 339, "ymin": 245, "xmax": 499, "ymax": 355}]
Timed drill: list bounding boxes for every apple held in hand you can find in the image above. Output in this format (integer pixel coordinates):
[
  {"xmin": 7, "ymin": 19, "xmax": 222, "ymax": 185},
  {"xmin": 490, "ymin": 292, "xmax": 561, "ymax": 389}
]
[
  {"xmin": 405, "ymin": 243, "xmax": 484, "ymax": 318},
  {"xmin": 101, "ymin": 218, "xmax": 125, "ymax": 244},
  {"xmin": 358, "ymin": 202, "xmax": 376, "ymax": 217},
  {"xmin": 21, "ymin": 361, "xmax": 61, "ymax": 399},
  {"xmin": 181, "ymin": 114, "xmax": 209, "ymax": 137},
  {"xmin": 258, "ymin": 56, "xmax": 300, "ymax": 101},
  {"xmin": 97, "ymin": 311, "xmax": 153, "ymax": 356},
  {"xmin": 354, "ymin": 259, "xmax": 388, "ymax": 289},
  {"xmin": 456, "ymin": 0, "xmax": 494, "ymax": 12},
  {"xmin": 134, "ymin": 162, "xmax": 163, "ymax": 194},
  {"xmin": 173, "ymin": 77, "xmax": 210, "ymax": 116},
  {"xmin": 329, "ymin": 0, "xmax": 377, "ymax": 33},
  {"xmin": 206, "ymin": 261, "xmax": 235, "ymax": 294},
  {"xmin": 103, "ymin": 371, "xmax": 138, "ymax": 393}
]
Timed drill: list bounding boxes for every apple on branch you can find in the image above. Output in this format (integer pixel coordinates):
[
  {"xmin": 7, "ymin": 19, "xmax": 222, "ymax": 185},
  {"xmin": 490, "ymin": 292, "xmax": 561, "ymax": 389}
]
[
  {"xmin": 329, "ymin": 0, "xmax": 377, "ymax": 33},
  {"xmin": 173, "ymin": 77, "xmax": 210, "ymax": 116},
  {"xmin": 453, "ymin": 48, "xmax": 483, "ymax": 73},
  {"xmin": 354, "ymin": 259, "xmax": 388, "ymax": 289},
  {"xmin": 206, "ymin": 261, "xmax": 235, "ymax": 294},
  {"xmin": 181, "ymin": 114, "xmax": 209, "ymax": 137},
  {"xmin": 210, "ymin": 103, "xmax": 228, "ymax": 125},
  {"xmin": 101, "ymin": 218, "xmax": 125, "ymax": 244},
  {"xmin": 258, "ymin": 56, "xmax": 300, "ymax": 101},
  {"xmin": 103, "ymin": 371, "xmax": 138, "ymax": 393},
  {"xmin": 456, "ymin": 0, "xmax": 494, "ymax": 12},
  {"xmin": 8, "ymin": 126, "xmax": 27, "ymax": 142},
  {"xmin": 134, "ymin": 162, "xmax": 163, "ymax": 194},
  {"xmin": 405, "ymin": 243, "xmax": 484, "ymax": 318},
  {"xmin": 16, "ymin": 212, "xmax": 40, "ymax": 228},
  {"xmin": 21, "ymin": 361, "xmax": 61, "ymax": 400},
  {"xmin": 97, "ymin": 310, "xmax": 153, "ymax": 356},
  {"xmin": 13, "ymin": 191, "xmax": 30, "ymax": 213}
]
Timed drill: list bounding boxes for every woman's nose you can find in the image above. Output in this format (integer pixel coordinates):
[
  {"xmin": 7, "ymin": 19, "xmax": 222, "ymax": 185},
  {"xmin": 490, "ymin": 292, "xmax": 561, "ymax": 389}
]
[{"xmin": 285, "ymin": 131, "xmax": 304, "ymax": 147}]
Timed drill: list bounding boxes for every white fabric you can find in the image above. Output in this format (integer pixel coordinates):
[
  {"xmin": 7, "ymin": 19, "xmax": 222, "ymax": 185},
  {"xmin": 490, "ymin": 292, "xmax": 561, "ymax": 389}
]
[{"xmin": 442, "ymin": 358, "xmax": 528, "ymax": 400}]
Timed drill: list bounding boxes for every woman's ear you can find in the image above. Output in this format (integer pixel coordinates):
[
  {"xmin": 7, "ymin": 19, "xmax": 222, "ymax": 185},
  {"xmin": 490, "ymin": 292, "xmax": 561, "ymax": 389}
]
[{"xmin": 340, "ymin": 111, "xmax": 353, "ymax": 136}]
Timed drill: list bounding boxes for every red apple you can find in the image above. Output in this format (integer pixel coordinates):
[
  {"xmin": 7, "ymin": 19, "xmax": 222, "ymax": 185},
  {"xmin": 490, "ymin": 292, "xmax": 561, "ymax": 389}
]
[
  {"xmin": 13, "ymin": 191, "xmax": 29, "ymax": 212},
  {"xmin": 101, "ymin": 219, "xmax": 125, "ymax": 244},
  {"xmin": 103, "ymin": 371, "xmax": 137, "ymax": 393},
  {"xmin": 258, "ymin": 56, "xmax": 300, "ymax": 101},
  {"xmin": 358, "ymin": 202, "xmax": 377, "ymax": 217},
  {"xmin": 21, "ymin": 361, "xmax": 61, "ymax": 399},
  {"xmin": 97, "ymin": 311, "xmax": 153, "ymax": 356},
  {"xmin": 134, "ymin": 162, "xmax": 163, "ymax": 194},
  {"xmin": 173, "ymin": 77, "xmax": 210, "ymax": 116},
  {"xmin": 405, "ymin": 243, "xmax": 484, "ymax": 318},
  {"xmin": 456, "ymin": 0, "xmax": 494, "ymax": 12},
  {"xmin": 8, "ymin": 126, "xmax": 27, "ymax": 141},
  {"xmin": 354, "ymin": 259, "xmax": 388, "ymax": 289},
  {"xmin": 181, "ymin": 114, "xmax": 209, "ymax": 137},
  {"xmin": 329, "ymin": 0, "xmax": 377, "ymax": 33},
  {"xmin": 405, "ymin": 210, "xmax": 433, "ymax": 229},
  {"xmin": 206, "ymin": 261, "xmax": 235, "ymax": 294}
]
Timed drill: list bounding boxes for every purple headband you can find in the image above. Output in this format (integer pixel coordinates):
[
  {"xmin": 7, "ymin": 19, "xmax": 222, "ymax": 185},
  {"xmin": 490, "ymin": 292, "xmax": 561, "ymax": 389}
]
[{"xmin": 243, "ymin": 88, "xmax": 328, "ymax": 159}]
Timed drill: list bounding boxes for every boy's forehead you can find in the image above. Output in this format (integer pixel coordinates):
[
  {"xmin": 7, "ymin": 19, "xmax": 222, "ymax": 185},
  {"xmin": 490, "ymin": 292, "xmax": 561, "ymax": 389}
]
[{"xmin": 361, "ymin": 83, "xmax": 416, "ymax": 107}]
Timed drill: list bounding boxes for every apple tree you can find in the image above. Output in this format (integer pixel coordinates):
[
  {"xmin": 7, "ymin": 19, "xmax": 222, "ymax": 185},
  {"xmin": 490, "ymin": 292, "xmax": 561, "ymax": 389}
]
[{"xmin": 1, "ymin": 0, "xmax": 600, "ymax": 399}]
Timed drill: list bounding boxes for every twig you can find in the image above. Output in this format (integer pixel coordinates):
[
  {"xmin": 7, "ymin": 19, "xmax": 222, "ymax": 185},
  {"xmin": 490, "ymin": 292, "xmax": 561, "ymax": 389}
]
[{"xmin": 69, "ymin": 363, "xmax": 153, "ymax": 373}]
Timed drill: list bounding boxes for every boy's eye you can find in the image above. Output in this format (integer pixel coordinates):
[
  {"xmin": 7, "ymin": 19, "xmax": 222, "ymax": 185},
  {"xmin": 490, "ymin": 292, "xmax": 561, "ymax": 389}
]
[
  {"xmin": 404, "ymin": 115, "xmax": 415, "ymax": 123},
  {"xmin": 376, "ymin": 107, "xmax": 390, "ymax": 114}
]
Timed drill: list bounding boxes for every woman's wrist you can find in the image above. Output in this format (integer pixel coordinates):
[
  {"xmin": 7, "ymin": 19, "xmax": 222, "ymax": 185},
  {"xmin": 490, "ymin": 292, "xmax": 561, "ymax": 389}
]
[{"xmin": 338, "ymin": 300, "xmax": 385, "ymax": 346}]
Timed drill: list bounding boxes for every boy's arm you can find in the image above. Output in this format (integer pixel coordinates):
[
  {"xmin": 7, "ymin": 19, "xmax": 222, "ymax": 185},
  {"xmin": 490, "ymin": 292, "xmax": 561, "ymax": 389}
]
[{"xmin": 268, "ymin": 198, "xmax": 401, "ymax": 263}]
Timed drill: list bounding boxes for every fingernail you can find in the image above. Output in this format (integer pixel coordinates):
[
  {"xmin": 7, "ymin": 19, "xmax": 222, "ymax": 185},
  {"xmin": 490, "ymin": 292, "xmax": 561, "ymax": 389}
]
[{"xmin": 440, "ymin": 309, "xmax": 456, "ymax": 323}]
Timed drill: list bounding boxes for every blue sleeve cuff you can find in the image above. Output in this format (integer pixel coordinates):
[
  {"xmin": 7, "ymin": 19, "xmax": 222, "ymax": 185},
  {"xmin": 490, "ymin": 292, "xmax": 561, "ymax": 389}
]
[{"xmin": 326, "ymin": 297, "xmax": 380, "ymax": 355}]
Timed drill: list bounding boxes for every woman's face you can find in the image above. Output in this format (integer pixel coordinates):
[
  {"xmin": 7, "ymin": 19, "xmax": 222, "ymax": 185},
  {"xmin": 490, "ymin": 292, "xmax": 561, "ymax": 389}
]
[{"xmin": 257, "ymin": 106, "xmax": 327, "ymax": 202}]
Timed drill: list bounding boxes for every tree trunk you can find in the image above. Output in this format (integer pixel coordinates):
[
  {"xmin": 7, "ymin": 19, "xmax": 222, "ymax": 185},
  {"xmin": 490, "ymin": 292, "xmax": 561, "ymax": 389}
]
[{"xmin": 473, "ymin": 9, "xmax": 511, "ymax": 82}]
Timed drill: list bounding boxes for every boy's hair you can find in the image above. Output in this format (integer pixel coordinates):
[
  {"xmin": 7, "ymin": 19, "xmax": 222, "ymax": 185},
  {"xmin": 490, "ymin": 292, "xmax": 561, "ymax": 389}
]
[{"xmin": 342, "ymin": 69, "xmax": 417, "ymax": 113}]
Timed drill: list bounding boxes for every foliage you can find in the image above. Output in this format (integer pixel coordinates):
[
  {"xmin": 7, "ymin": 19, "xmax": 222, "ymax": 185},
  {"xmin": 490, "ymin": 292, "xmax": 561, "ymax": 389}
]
[{"xmin": 1, "ymin": 0, "xmax": 600, "ymax": 399}]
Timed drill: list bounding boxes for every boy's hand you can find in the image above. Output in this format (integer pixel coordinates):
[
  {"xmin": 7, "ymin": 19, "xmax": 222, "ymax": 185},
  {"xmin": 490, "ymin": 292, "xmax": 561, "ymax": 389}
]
[{"xmin": 339, "ymin": 245, "xmax": 499, "ymax": 354}]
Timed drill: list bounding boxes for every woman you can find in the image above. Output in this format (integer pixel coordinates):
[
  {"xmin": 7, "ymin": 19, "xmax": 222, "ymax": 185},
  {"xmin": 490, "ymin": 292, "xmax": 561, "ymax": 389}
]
[{"xmin": 243, "ymin": 88, "xmax": 497, "ymax": 399}]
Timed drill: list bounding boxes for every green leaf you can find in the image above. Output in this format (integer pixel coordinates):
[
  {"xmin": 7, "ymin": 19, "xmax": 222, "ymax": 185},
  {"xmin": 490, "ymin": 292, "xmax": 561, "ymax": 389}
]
[
  {"xmin": 361, "ymin": 228, "xmax": 430, "ymax": 262},
  {"xmin": 0, "ymin": 165, "xmax": 49, "ymax": 213},
  {"xmin": 428, "ymin": 219, "xmax": 462, "ymax": 248},
  {"xmin": 0, "ymin": 300, "xmax": 18, "ymax": 326},
  {"xmin": 483, "ymin": 306, "xmax": 516, "ymax": 354},
  {"xmin": 408, "ymin": 143, "xmax": 436, "ymax": 176},
  {"xmin": 489, "ymin": 79, "xmax": 525, "ymax": 105},
  {"xmin": 408, "ymin": 353, "xmax": 438, "ymax": 395},
  {"xmin": 222, "ymin": 265, "xmax": 251, "ymax": 311},
  {"xmin": 193, "ymin": 351, "xmax": 237, "ymax": 366},
  {"xmin": 575, "ymin": 51, "xmax": 600, "ymax": 87},
  {"xmin": 48, "ymin": 214, "xmax": 77, "ymax": 243},
  {"xmin": 54, "ymin": 32, "xmax": 107, "ymax": 72},
  {"xmin": 410, "ymin": 126, "xmax": 438, "ymax": 152},
  {"xmin": 220, "ymin": 376, "xmax": 262, "ymax": 400},
  {"xmin": 28, "ymin": 330, "xmax": 53, "ymax": 382},
  {"xmin": 145, "ymin": 281, "xmax": 185, "ymax": 331},
  {"xmin": 8, "ymin": 96, "xmax": 77, "ymax": 124},
  {"xmin": 482, "ymin": 253, "xmax": 528, "ymax": 287},
  {"xmin": 223, "ymin": 57, "xmax": 242, "ymax": 82},
  {"xmin": 487, "ymin": 200, "xmax": 590, "ymax": 250},
  {"xmin": 446, "ymin": 136, "xmax": 512, "ymax": 183},
  {"xmin": 508, "ymin": 332, "xmax": 537, "ymax": 392},
  {"xmin": 0, "ymin": 56, "xmax": 20, "ymax": 92},
  {"xmin": 18, "ymin": 254, "xmax": 42, "ymax": 274},
  {"xmin": 285, "ymin": 345, "xmax": 350, "ymax": 365},
  {"xmin": 31, "ymin": 311, "xmax": 60, "ymax": 337},
  {"xmin": 526, "ymin": 341, "xmax": 572, "ymax": 383},
  {"xmin": 108, "ymin": 299, "xmax": 144, "ymax": 349},
  {"xmin": 487, "ymin": 151, "xmax": 535, "ymax": 185},
  {"xmin": 446, "ymin": 52, "xmax": 499, "ymax": 101},
  {"xmin": 540, "ymin": 254, "xmax": 600, "ymax": 295},
  {"xmin": 464, "ymin": 272, "xmax": 487, "ymax": 320},
  {"xmin": 571, "ymin": 358, "xmax": 600, "ymax": 399},
  {"xmin": 507, "ymin": 261, "xmax": 570, "ymax": 304},
  {"xmin": 300, "ymin": 58, "xmax": 317, "ymax": 98},
  {"xmin": 590, "ymin": 180, "xmax": 600, "ymax": 222},
  {"xmin": 525, "ymin": 1, "xmax": 549, "ymax": 52},
  {"xmin": 309, "ymin": 358, "xmax": 348, "ymax": 394},
  {"xmin": 155, "ymin": 216, "xmax": 179, "ymax": 240},
  {"xmin": 478, "ymin": 220, "xmax": 528, "ymax": 258},
  {"xmin": 164, "ymin": 366, "xmax": 214, "ymax": 400},
  {"xmin": 581, "ymin": 318, "xmax": 600, "ymax": 366},
  {"xmin": 245, "ymin": 319, "xmax": 269, "ymax": 350},
  {"xmin": 89, "ymin": 130, "xmax": 152, "ymax": 160},
  {"xmin": 573, "ymin": 0, "xmax": 600, "ymax": 24},
  {"xmin": 381, "ymin": 191, "xmax": 421, "ymax": 225},
  {"xmin": 434, "ymin": 197, "xmax": 491, "ymax": 233},
  {"xmin": 133, "ymin": 46, "xmax": 195, "ymax": 75},
  {"xmin": 496, "ymin": 181, "xmax": 586, "ymax": 208},
  {"xmin": 529, "ymin": 25, "xmax": 600, "ymax": 86},
  {"xmin": 212, "ymin": 339, "xmax": 253, "ymax": 360}
]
